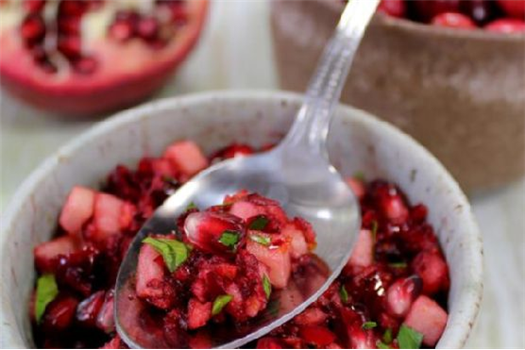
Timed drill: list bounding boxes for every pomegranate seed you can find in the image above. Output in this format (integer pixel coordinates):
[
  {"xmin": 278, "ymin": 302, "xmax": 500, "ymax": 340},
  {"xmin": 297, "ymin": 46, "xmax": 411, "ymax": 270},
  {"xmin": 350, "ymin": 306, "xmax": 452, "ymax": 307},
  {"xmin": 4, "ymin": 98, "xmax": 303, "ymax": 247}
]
[
  {"xmin": 431, "ymin": 12, "xmax": 477, "ymax": 29},
  {"xmin": 57, "ymin": 0, "xmax": 86, "ymax": 17},
  {"xmin": 41, "ymin": 295, "xmax": 79, "ymax": 333},
  {"xmin": 73, "ymin": 56, "xmax": 98, "ymax": 75},
  {"xmin": 57, "ymin": 36, "xmax": 82, "ymax": 60},
  {"xmin": 58, "ymin": 17, "xmax": 81, "ymax": 35},
  {"xmin": 170, "ymin": 4, "xmax": 188, "ymax": 24},
  {"xmin": 385, "ymin": 275, "xmax": 422, "ymax": 318},
  {"xmin": 485, "ymin": 18, "xmax": 525, "ymax": 33},
  {"xmin": 109, "ymin": 21, "xmax": 134, "ymax": 42},
  {"xmin": 410, "ymin": 204, "xmax": 428, "ymax": 223},
  {"xmin": 23, "ymin": 0, "xmax": 46, "ymax": 13},
  {"xmin": 377, "ymin": 0, "xmax": 406, "ymax": 18},
  {"xmin": 496, "ymin": 0, "xmax": 525, "ymax": 19},
  {"xmin": 76, "ymin": 291, "xmax": 105, "ymax": 327},
  {"xmin": 20, "ymin": 14, "xmax": 46, "ymax": 45},
  {"xmin": 137, "ymin": 16, "xmax": 160, "ymax": 41},
  {"xmin": 184, "ymin": 211, "xmax": 245, "ymax": 254}
]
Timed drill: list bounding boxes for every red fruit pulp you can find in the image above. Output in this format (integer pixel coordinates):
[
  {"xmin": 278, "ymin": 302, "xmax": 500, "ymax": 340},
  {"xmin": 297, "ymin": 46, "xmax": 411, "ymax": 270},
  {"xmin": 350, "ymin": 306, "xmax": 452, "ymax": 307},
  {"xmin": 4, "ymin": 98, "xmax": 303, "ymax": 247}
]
[
  {"xmin": 0, "ymin": 0, "xmax": 208, "ymax": 115},
  {"xmin": 431, "ymin": 12, "xmax": 477, "ymax": 29},
  {"xmin": 30, "ymin": 142, "xmax": 450, "ymax": 349}
]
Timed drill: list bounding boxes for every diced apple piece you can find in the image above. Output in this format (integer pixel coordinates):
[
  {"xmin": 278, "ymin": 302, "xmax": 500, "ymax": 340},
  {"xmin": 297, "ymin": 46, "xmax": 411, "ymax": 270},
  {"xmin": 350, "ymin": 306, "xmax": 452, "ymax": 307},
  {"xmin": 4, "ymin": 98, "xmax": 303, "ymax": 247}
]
[
  {"xmin": 282, "ymin": 224, "xmax": 308, "ymax": 259},
  {"xmin": 247, "ymin": 240, "xmax": 291, "ymax": 289},
  {"xmin": 229, "ymin": 201, "xmax": 260, "ymax": 221},
  {"xmin": 136, "ymin": 244, "xmax": 165, "ymax": 299},
  {"xmin": 163, "ymin": 140, "xmax": 209, "ymax": 178},
  {"xmin": 92, "ymin": 193, "xmax": 132, "ymax": 242},
  {"xmin": 345, "ymin": 177, "xmax": 365, "ymax": 199},
  {"xmin": 348, "ymin": 229, "xmax": 374, "ymax": 268},
  {"xmin": 34, "ymin": 235, "xmax": 80, "ymax": 272},
  {"xmin": 187, "ymin": 298, "xmax": 212, "ymax": 330},
  {"xmin": 59, "ymin": 186, "xmax": 95, "ymax": 235},
  {"xmin": 404, "ymin": 295, "xmax": 448, "ymax": 347},
  {"xmin": 412, "ymin": 251, "xmax": 449, "ymax": 295}
]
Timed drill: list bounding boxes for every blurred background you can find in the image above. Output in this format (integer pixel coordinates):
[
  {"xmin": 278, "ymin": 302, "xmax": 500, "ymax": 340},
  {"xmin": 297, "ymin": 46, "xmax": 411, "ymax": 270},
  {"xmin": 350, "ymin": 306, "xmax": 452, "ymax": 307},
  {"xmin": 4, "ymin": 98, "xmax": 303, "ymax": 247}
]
[{"xmin": 0, "ymin": 0, "xmax": 524, "ymax": 348}]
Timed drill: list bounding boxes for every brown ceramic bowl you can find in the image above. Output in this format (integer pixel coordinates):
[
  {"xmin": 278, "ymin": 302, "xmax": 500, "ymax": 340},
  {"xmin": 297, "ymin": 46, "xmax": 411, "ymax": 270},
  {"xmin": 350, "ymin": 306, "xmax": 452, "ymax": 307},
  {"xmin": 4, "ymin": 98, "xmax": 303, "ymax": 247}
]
[{"xmin": 271, "ymin": 0, "xmax": 525, "ymax": 192}]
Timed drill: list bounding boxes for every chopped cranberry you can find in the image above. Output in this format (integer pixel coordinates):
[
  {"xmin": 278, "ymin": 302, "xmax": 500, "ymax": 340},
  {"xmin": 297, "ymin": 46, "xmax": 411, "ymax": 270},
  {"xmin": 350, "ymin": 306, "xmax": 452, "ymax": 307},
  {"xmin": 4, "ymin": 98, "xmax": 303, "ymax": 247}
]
[
  {"xmin": 412, "ymin": 250, "xmax": 450, "ymax": 295},
  {"xmin": 485, "ymin": 18, "xmax": 525, "ymax": 33},
  {"xmin": 377, "ymin": 0, "xmax": 406, "ymax": 18},
  {"xmin": 431, "ymin": 12, "xmax": 477, "ymax": 29},
  {"xmin": 20, "ymin": 14, "xmax": 46, "ymax": 46},
  {"xmin": 184, "ymin": 211, "xmax": 245, "ymax": 254},
  {"xmin": 30, "ymin": 141, "xmax": 449, "ymax": 348},
  {"xmin": 257, "ymin": 337, "xmax": 285, "ymax": 349},
  {"xmin": 410, "ymin": 0, "xmax": 461, "ymax": 23}
]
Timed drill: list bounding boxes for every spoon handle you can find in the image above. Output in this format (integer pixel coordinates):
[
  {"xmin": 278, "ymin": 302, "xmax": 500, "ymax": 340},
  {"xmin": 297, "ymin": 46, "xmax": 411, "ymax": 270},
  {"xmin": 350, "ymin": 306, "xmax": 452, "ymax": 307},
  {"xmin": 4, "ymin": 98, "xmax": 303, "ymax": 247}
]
[{"xmin": 282, "ymin": 0, "xmax": 380, "ymax": 155}]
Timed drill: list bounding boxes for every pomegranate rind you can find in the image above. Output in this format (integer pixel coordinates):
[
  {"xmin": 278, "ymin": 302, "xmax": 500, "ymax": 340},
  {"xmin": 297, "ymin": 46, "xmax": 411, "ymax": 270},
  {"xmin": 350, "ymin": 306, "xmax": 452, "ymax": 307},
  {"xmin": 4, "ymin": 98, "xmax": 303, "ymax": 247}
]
[{"xmin": 0, "ymin": 0, "xmax": 209, "ymax": 115}]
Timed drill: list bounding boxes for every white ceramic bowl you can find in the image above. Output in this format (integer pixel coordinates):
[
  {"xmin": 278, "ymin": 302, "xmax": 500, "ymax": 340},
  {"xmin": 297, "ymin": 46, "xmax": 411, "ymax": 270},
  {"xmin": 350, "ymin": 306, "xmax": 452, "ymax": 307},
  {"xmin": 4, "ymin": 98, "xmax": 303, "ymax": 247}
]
[{"xmin": 0, "ymin": 91, "xmax": 483, "ymax": 348}]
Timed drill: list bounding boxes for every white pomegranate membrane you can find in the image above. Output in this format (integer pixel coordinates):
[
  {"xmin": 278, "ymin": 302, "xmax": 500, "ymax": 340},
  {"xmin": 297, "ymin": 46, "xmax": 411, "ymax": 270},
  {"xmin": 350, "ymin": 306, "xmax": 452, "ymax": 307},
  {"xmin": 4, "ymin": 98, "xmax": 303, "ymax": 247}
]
[
  {"xmin": 14, "ymin": 0, "xmax": 189, "ymax": 74},
  {"xmin": 31, "ymin": 141, "xmax": 450, "ymax": 349},
  {"xmin": 0, "ymin": 0, "xmax": 208, "ymax": 115}
]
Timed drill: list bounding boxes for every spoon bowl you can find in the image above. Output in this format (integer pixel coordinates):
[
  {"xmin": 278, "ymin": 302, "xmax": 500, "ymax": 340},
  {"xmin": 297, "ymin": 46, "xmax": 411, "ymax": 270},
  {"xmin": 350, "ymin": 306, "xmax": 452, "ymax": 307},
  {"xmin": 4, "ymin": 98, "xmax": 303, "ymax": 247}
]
[
  {"xmin": 115, "ymin": 144, "xmax": 360, "ymax": 348},
  {"xmin": 115, "ymin": 0, "xmax": 380, "ymax": 347}
]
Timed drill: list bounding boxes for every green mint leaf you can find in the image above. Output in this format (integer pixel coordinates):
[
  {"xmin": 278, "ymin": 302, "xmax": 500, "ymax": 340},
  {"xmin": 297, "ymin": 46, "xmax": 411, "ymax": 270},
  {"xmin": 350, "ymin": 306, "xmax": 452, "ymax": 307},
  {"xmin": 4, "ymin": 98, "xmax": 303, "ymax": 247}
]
[
  {"xmin": 362, "ymin": 321, "xmax": 377, "ymax": 330},
  {"xmin": 353, "ymin": 171, "xmax": 366, "ymax": 182},
  {"xmin": 263, "ymin": 275, "xmax": 272, "ymax": 299},
  {"xmin": 339, "ymin": 285, "xmax": 349, "ymax": 304},
  {"xmin": 249, "ymin": 234, "xmax": 271, "ymax": 246},
  {"xmin": 249, "ymin": 216, "xmax": 269, "ymax": 231},
  {"xmin": 219, "ymin": 230, "xmax": 240, "ymax": 248},
  {"xmin": 186, "ymin": 202, "xmax": 198, "ymax": 211},
  {"xmin": 371, "ymin": 220, "xmax": 379, "ymax": 240},
  {"xmin": 389, "ymin": 262, "xmax": 408, "ymax": 269},
  {"xmin": 377, "ymin": 341, "xmax": 391, "ymax": 349},
  {"xmin": 266, "ymin": 299, "xmax": 280, "ymax": 317},
  {"xmin": 35, "ymin": 274, "xmax": 59, "ymax": 324},
  {"xmin": 162, "ymin": 175, "xmax": 179, "ymax": 186},
  {"xmin": 383, "ymin": 328, "xmax": 393, "ymax": 344},
  {"xmin": 142, "ymin": 237, "xmax": 190, "ymax": 272},
  {"xmin": 212, "ymin": 294, "xmax": 233, "ymax": 316},
  {"xmin": 397, "ymin": 325, "xmax": 423, "ymax": 349}
]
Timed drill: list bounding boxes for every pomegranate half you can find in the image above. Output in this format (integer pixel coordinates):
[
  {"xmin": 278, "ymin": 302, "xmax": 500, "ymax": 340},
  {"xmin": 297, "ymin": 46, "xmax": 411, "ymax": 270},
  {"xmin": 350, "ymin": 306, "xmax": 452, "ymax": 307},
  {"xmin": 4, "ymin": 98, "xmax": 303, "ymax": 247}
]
[{"xmin": 0, "ymin": 0, "xmax": 208, "ymax": 116}]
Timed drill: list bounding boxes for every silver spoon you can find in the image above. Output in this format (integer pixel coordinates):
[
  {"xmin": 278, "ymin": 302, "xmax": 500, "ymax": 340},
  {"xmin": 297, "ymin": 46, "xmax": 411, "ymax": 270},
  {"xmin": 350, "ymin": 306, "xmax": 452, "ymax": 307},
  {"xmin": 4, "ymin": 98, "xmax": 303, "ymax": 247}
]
[{"xmin": 115, "ymin": 0, "xmax": 379, "ymax": 348}]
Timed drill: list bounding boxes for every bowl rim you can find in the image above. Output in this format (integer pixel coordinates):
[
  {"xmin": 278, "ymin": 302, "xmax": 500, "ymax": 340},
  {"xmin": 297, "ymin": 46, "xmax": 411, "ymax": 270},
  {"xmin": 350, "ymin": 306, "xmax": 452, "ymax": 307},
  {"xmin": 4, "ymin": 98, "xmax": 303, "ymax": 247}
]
[{"xmin": 0, "ymin": 90, "xmax": 483, "ymax": 348}]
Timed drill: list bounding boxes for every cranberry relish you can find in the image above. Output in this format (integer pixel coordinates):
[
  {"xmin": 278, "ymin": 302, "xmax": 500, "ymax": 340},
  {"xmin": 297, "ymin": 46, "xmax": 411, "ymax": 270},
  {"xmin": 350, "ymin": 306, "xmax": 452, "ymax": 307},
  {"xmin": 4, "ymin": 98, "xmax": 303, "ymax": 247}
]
[
  {"xmin": 30, "ymin": 140, "xmax": 450, "ymax": 349},
  {"xmin": 134, "ymin": 190, "xmax": 318, "ymax": 333}
]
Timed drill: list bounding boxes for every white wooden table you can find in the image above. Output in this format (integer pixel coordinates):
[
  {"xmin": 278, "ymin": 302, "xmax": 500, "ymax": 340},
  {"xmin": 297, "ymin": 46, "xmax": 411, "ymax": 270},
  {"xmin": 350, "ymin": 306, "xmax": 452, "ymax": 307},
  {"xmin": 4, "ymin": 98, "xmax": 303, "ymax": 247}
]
[{"xmin": 1, "ymin": 1, "xmax": 523, "ymax": 348}]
